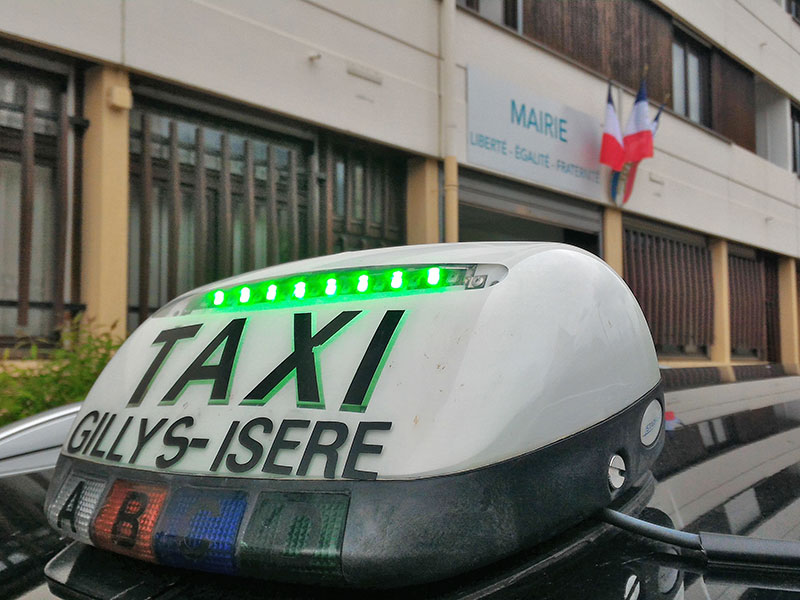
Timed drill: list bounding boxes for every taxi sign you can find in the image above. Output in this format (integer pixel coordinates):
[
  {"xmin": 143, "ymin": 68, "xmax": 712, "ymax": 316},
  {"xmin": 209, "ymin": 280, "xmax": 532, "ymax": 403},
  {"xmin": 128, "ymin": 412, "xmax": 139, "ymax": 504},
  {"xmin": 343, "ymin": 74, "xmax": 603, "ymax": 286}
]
[{"xmin": 45, "ymin": 242, "xmax": 665, "ymax": 587}]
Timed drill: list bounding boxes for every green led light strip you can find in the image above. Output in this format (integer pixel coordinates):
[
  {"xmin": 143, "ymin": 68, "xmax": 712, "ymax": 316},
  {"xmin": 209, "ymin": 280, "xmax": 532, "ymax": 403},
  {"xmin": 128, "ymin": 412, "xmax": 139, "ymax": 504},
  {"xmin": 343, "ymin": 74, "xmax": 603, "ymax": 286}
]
[{"xmin": 190, "ymin": 265, "xmax": 476, "ymax": 313}]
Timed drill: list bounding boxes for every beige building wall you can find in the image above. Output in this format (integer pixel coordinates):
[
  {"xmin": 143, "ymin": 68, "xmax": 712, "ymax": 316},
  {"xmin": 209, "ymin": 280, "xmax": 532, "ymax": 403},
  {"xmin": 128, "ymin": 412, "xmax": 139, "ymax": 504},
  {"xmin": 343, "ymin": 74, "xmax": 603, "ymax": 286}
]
[
  {"xmin": 80, "ymin": 66, "xmax": 131, "ymax": 335},
  {"xmin": 453, "ymin": 9, "xmax": 800, "ymax": 259},
  {"xmin": 2, "ymin": 0, "xmax": 800, "ymax": 366},
  {"xmin": 2, "ymin": 1, "xmax": 800, "ymax": 257}
]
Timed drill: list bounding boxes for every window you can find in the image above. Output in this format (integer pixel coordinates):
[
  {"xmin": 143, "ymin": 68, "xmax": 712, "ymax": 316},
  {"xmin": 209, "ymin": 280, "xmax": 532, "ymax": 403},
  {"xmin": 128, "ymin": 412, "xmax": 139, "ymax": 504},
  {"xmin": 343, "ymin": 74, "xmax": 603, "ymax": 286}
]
[
  {"xmin": 0, "ymin": 61, "xmax": 80, "ymax": 343},
  {"xmin": 792, "ymin": 105, "xmax": 800, "ymax": 174},
  {"xmin": 787, "ymin": 0, "xmax": 800, "ymax": 22},
  {"xmin": 672, "ymin": 29, "xmax": 711, "ymax": 127},
  {"xmin": 623, "ymin": 220, "xmax": 713, "ymax": 356},
  {"xmin": 128, "ymin": 105, "xmax": 313, "ymax": 330},
  {"xmin": 728, "ymin": 246, "xmax": 778, "ymax": 361},
  {"xmin": 458, "ymin": 0, "xmax": 519, "ymax": 32},
  {"xmin": 128, "ymin": 103, "xmax": 406, "ymax": 330},
  {"xmin": 325, "ymin": 141, "xmax": 405, "ymax": 255}
]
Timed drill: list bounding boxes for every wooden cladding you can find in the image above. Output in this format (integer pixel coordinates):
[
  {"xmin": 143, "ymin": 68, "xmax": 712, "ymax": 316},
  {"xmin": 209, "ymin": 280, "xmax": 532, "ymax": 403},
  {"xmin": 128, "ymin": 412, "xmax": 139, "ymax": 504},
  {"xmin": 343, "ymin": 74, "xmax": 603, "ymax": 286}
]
[
  {"xmin": 728, "ymin": 249, "xmax": 778, "ymax": 360},
  {"xmin": 521, "ymin": 0, "xmax": 672, "ymax": 105},
  {"xmin": 711, "ymin": 50, "xmax": 756, "ymax": 152},
  {"xmin": 516, "ymin": 1, "xmax": 757, "ymax": 149},
  {"xmin": 623, "ymin": 225, "xmax": 713, "ymax": 353},
  {"xmin": 128, "ymin": 105, "xmax": 406, "ymax": 328},
  {"xmin": 728, "ymin": 250, "xmax": 765, "ymax": 358},
  {"xmin": 764, "ymin": 254, "xmax": 780, "ymax": 363}
]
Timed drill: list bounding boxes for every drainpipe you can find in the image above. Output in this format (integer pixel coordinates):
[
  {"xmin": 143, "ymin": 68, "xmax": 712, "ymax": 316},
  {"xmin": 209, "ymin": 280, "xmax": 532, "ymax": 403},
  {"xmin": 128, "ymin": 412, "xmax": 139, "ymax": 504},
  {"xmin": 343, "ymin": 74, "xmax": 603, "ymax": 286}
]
[{"xmin": 441, "ymin": 0, "xmax": 458, "ymax": 242}]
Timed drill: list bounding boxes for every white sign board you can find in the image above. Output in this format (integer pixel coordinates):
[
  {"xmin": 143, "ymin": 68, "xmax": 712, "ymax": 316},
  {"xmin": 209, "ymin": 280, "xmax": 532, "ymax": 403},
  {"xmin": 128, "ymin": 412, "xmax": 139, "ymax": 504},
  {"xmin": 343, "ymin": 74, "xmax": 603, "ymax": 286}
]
[{"xmin": 467, "ymin": 66, "xmax": 604, "ymax": 201}]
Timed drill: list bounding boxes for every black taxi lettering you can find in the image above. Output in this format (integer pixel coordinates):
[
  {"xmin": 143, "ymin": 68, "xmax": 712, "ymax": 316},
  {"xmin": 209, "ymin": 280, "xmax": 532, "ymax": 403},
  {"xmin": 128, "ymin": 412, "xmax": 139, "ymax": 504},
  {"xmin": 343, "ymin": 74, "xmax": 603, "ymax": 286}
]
[
  {"xmin": 125, "ymin": 310, "xmax": 404, "ymax": 412},
  {"xmin": 57, "ymin": 481, "xmax": 85, "ymax": 533}
]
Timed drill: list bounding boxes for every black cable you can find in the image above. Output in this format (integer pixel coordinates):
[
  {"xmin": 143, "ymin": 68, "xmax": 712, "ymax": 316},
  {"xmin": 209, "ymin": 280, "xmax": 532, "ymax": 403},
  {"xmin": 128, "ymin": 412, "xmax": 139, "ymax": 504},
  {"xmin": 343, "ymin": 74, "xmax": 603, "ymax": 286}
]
[
  {"xmin": 602, "ymin": 507, "xmax": 800, "ymax": 570},
  {"xmin": 600, "ymin": 508, "xmax": 702, "ymax": 551}
]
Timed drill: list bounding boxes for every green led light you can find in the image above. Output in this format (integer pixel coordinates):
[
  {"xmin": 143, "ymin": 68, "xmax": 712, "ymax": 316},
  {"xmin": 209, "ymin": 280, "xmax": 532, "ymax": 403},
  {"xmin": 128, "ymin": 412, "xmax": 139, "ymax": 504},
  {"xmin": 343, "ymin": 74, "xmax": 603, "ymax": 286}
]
[
  {"xmin": 187, "ymin": 264, "xmax": 479, "ymax": 315},
  {"xmin": 325, "ymin": 278, "xmax": 337, "ymax": 296}
]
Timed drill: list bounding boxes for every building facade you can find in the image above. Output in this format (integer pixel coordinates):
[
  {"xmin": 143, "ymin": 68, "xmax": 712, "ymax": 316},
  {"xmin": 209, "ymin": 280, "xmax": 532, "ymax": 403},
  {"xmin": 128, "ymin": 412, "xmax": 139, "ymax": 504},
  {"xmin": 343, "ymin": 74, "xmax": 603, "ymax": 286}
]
[{"xmin": 1, "ymin": 0, "xmax": 799, "ymax": 388}]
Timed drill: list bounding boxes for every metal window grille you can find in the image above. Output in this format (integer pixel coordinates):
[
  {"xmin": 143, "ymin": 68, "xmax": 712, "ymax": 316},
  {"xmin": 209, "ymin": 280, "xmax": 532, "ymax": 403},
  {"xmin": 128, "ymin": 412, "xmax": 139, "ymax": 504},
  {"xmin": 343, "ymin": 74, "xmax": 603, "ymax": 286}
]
[
  {"xmin": 324, "ymin": 141, "xmax": 404, "ymax": 255},
  {"xmin": 728, "ymin": 247, "xmax": 775, "ymax": 360},
  {"xmin": 128, "ymin": 107, "xmax": 312, "ymax": 329},
  {"xmin": 623, "ymin": 224, "xmax": 713, "ymax": 355},
  {"xmin": 0, "ymin": 63, "xmax": 81, "ymax": 343},
  {"xmin": 128, "ymin": 106, "xmax": 406, "ymax": 330},
  {"xmin": 792, "ymin": 106, "xmax": 800, "ymax": 174}
]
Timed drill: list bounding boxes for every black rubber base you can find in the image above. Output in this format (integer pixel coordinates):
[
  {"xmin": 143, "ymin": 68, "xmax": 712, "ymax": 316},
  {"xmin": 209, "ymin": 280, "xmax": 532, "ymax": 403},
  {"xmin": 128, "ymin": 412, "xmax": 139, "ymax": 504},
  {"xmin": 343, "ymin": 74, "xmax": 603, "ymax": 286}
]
[
  {"xmin": 47, "ymin": 382, "xmax": 664, "ymax": 588},
  {"xmin": 45, "ymin": 476, "xmax": 659, "ymax": 599}
]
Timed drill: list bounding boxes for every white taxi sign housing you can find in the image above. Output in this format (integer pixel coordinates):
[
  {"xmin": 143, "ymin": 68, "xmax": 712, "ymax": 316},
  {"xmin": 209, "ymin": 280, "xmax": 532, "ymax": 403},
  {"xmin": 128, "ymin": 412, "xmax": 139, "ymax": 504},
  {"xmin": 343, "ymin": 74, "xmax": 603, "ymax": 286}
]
[
  {"xmin": 46, "ymin": 242, "xmax": 664, "ymax": 587},
  {"xmin": 61, "ymin": 243, "xmax": 658, "ymax": 480}
]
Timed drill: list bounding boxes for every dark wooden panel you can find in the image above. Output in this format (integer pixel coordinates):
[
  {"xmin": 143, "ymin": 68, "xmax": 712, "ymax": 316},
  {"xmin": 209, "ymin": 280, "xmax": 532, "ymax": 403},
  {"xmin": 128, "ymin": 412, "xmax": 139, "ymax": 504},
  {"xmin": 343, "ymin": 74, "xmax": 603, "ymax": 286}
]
[
  {"xmin": 167, "ymin": 121, "xmax": 181, "ymax": 300},
  {"xmin": 764, "ymin": 254, "xmax": 780, "ymax": 363},
  {"xmin": 53, "ymin": 93, "xmax": 69, "ymax": 328},
  {"xmin": 642, "ymin": 3, "xmax": 673, "ymax": 107},
  {"xmin": 522, "ymin": 0, "xmax": 564, "ymax": 55},
  {"xmin": 288, "ymin": 150, "xmax": 299, "ymax": 261},
  {"xmin": 623, "ymin": 225, "xmax": 713, "ymax": 352},
  {"xmin": 729, "ymin": 253, "xmax": 767, "ymax": 357},
  {"xmin": 70, "ymin": 69, "xmax": 85, "ymax": 307},
  {"xmin": 323, "ymin": 140, "xmax": 334, "ymax": 255},
  {"xmin": 194, "ymin": 127, "xmax": 207, "ymax": 285},
  {"xmin": 220, "ymin": 134, "xmax": 232, "ymax": 276},
  {"xmin": 309, "ymin": 153, "xmax": 320, "ymax": 257},
  {"xmin": 382, "ymin": 162, "xmax": 393, "ymax": 241},
  {"xmin": 522, "ymin": 0, "xmax": 672, "ymax": 105},
  {"xmin": 17, "ymin": 84, "xmax": 35, "ymax": 328},
  {"xmin": 244, "ymin": 140, "xmax": 256, "ymax": 271},
  {"xmin": 139, "ymin": 114, "xmax": 153, "ymax": 324},
  {"xmin": 711, "ymin": 50, "xmax": 756, "ymax": 151},
  {"xmin": 266, "ymin": 145, "xmax": 280, "ymax": 266}
]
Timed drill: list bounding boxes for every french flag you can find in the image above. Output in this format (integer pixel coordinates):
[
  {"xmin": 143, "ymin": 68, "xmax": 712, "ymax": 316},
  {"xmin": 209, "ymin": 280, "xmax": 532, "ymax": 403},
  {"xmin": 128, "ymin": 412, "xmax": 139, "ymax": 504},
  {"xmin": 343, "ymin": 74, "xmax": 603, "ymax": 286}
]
[
  {"xmin": 599, "ymin": 85, "xmax": 625, "ymax": 171},
  {"xmin": 621, "ymin": 102, "xmax": 664, "ymax": 204},
  {"xmin": 623, "ymin": 80, "xmax": 654, "ymax": 163}
]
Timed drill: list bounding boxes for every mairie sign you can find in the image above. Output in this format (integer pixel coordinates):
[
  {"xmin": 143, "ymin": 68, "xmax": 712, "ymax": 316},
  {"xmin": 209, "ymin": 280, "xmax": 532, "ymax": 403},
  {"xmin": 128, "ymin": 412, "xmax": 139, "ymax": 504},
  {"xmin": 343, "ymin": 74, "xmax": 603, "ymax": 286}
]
[{"xmin": 467, "ymin": 66, "xmax": 603, "ymax": 201}]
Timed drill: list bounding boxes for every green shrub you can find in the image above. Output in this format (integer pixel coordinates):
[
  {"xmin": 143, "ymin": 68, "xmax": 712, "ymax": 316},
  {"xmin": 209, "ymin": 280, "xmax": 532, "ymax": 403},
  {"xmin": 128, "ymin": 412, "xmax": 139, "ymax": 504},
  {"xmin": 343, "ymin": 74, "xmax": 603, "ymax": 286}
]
[{"xmin": 0, "ymin": 317, "xmax": 121, "ymax": 428}]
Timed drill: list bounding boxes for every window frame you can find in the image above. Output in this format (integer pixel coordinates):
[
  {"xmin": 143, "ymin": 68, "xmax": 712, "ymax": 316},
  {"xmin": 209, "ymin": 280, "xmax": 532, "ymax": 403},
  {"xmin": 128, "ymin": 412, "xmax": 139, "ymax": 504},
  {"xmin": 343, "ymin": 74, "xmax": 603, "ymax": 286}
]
[
  {"xmin": 623, "ymin": 217, "xmax": 714, "ymax": 358},
  {"xmin": 791, "ymin": 104, "xmax": 800, "ymax": 175},
  {"xmin": 787, "ymin": 0, "xmax": 800, "ymax": 24},
  {"xmin": 0, "ymin": 49, "xmax": 83, "ymax": 347},
  {"xmin": 325, "ymin": 139, "xmax": 405, "ymax": 255},
  {"xmin": 671, "ymin": 28, "xmax": 712, "ymax": 128},
  {"xmin": 127, "ymin": 100, "xmax": 314, "ymax": 328},
  {"xmin": 127, "ymin": 91, "xmax": 407, "ymax": 331},
  {"xmin": 457, "ymin": 0, "xmax": 521, "ymax": 33}
]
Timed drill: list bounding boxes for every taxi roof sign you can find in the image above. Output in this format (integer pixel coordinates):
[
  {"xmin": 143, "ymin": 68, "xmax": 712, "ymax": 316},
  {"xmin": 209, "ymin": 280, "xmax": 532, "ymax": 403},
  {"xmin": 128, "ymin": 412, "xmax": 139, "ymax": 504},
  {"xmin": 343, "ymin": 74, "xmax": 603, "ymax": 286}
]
[{"xmin": 45, "ymin": 242, "xmax": 664, "ymax": 587}]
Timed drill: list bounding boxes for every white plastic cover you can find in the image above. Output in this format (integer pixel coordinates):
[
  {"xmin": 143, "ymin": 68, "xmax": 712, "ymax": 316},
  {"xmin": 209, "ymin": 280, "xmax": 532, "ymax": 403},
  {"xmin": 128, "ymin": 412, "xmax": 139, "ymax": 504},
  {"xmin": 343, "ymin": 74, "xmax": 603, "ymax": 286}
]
[{"xmin": 61, "ymin": 243, "xmax": 659, "ymax": 480}]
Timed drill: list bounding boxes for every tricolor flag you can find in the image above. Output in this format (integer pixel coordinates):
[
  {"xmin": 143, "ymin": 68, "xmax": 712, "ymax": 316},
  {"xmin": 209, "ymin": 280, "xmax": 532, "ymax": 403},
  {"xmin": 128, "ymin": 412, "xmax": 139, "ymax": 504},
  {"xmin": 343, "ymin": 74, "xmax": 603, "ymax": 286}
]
[
  {"xmin": 650, "ymin": 102, "xmax": 664, "ymax": 136},
  {"xmin": 620, "ymin": 101, "xmax": 664, "ymax": 204},
  {"xmin": 622, "ymin": 80, "xmax": 654, "ymax": 164},
  {"xmin": 599, "ymin": 84, "xmax": 625, "ymax": 171}
]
